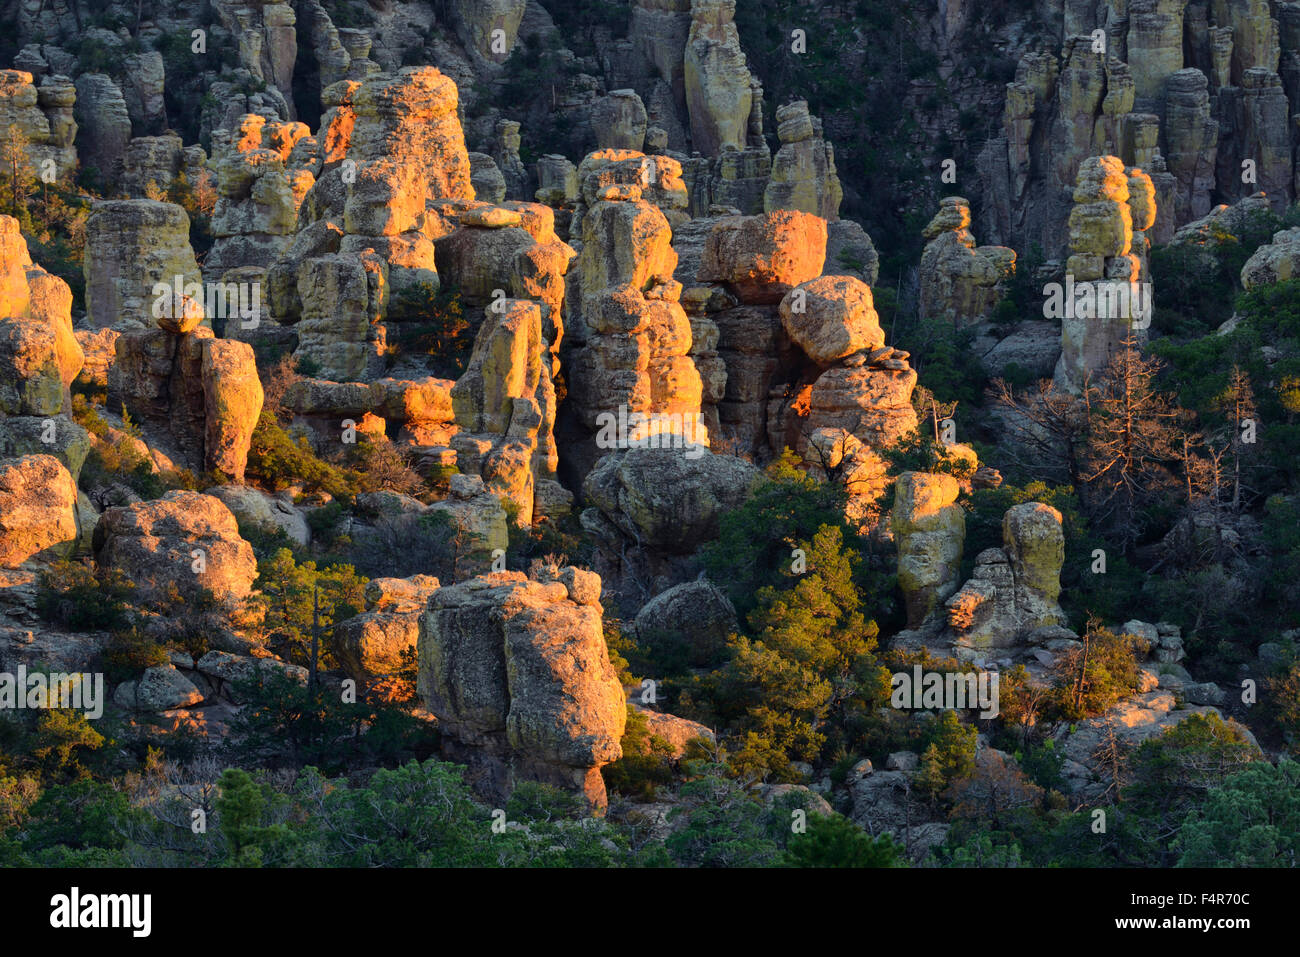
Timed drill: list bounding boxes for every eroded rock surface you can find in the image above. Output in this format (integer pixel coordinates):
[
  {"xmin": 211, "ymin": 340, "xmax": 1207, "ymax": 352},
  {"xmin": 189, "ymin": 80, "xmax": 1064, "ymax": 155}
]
[{"xmin": 417, "ymin": 566, "xmax": 625, "ymax": 810}]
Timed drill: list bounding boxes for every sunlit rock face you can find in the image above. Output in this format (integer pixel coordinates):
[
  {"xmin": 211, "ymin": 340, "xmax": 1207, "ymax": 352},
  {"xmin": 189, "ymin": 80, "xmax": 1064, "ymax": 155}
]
[
  {"xmin": 0, "ymin": 216, "xmax": 88, "ymax": 483},
  {"xmin": 451, "ymin": 299, "xmax": 569, "ymax": 526},
  {"xmin": 560, "ymin": 182, "xmax": 707, "ymax": 484},
  {"xmin": 893, "ymin": 472, "xmax": 966, "ymax": 629},
  {"xmin": 93, "ymin": 491, "xmax": 259, "ymax": 605},
  {"xmin": 0, "ymin": 454, "xmax": 79, "ymax": 569},
  {"xmin": 417, "ymin": 566, "xmax": 626, "ymax": 812},
  {"xmin": 1053, "ymin": 157, "xmax": 1155, "ymax": 394},
  {"xmin": 207, "ymin": 113, "xmax": 315, "ymax": 277},
  {"xmin": 683, "ymin": 0, "xmax": 753, "ymax": 157},
  {"xmin": 266, "ymin": 67, "xmax": 474, "ymax": 382},
  {"xmin": 764, "ymin": 100, "xmax": 843, "ymax": 222}
]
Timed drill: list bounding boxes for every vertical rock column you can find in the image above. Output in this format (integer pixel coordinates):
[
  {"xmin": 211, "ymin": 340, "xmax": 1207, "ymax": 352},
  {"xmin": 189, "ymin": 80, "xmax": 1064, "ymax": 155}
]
[
  {"xmin": 764, "ymin": 100, "xmax": 844, "ymax": 221},
  {"xmin": 1054, "ymin": 157, "xmax": 1156, "ymax": 392},
  {"xmin": 917, "ymin": 197, "xmax": 1016, "ymax": 326},
  {"xmin": 1164, "ymin": 69, "xmax": 1219, "ymax": 222},
  {"xmin": 450, "ymin": 299, "xmax": 570, "ymax": 525},
  {"xmin": 83, "ymin": 200, "xmax": 202, "ymax": 330},
  {"xmin": 562, "ymin": 183, "xmax": 706, "ymax": 482},
  {"xmin": 892, "ymin": 472, "xmax": 966, "ymax": 629},
  {"xmin": 684, "ymin": 0, "xmax": 754, "ymax": 157}
]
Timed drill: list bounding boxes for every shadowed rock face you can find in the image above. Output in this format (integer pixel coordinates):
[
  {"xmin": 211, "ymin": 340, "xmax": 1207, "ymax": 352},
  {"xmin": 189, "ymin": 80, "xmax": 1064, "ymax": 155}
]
[
  {"xmin": 74, "ymin": 73, "xmax": 131, "ymax": 184},
  {"xmin": 944, "ymin": 501, "xmax": 1066, "ymax": 653},
  {"xmin": 918, "ymin": 197, "xmax": 1015, "ymax": 327},
  {"xmin": 417, "ymin": 567, "xmax": 625, "ymax": 811},
  {"xmin": 214, "ymin": 0, "xmax": 299, "ymax": 100},
  {"xmin": 83, "ymin": 200, "xmax": 202, "ymax": 331},
  {"xmin": 582, "ymin": 444, "xmax": 760, "ymax": 555},
  {"xmin": 0, "ymin": 70, "xmax": 77, "ymax": 179},
  {"xmin": 111, "ymin": 321, "xmax": 263, "ymax": 484},
  {"xmin": 449, "ymin": 0, "xmax": 527, "ymax": 64}
]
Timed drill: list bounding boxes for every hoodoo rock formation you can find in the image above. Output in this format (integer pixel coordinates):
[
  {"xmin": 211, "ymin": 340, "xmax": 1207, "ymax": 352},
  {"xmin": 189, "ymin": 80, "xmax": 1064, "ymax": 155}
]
[
  {"xmin": 84, "ymin": 200, "xmax": 202, "ymax": 331},
  {"xmin": 918, "ymin": 197, "xmax": 1016, "ymax": 327},
  {"xmin": 0, "ymin": 0, "xmax": 1277, "ymax": 852},
  {"xmin": 1054, "ymin": 156, "xmax": 1156, "ymax": 393},
  {"xmin": 417, "ymin": 566, "xmax": 625, "ymax": 810}
]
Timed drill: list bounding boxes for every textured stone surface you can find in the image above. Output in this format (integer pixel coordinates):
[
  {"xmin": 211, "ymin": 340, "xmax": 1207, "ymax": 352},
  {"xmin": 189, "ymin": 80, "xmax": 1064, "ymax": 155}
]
[
  {"xmin": 451, "ymin": 300, "xmax": 566, "ymax": 524},
  {"xmin": 764, "ymin": 100, "xmax": 842, "ymax": 221},
  {"xmin": 0, "ymin": 455, "xmax": 78, "ymax": 568},
  {"xmin": 582, "ymin": 445, "xmax": 759, "ymax": 553},
  {"xmin": 918, "ymin": 197, "xmax": 1015, "ymax": 326},
  {"xmin": 824, "ymin": 219, "xmax": 880, "ymax": 285},
  {"xmin": 1242, "ymin": 227, "xmax": 1300, "ymax": 288},
  {"xmin": 73, "ymin": 73, "xmax": 131, "ymax": 184},
  {"xmin": 0, "ymin": 216, "xmax": 83, "ymax": 418},
  {"xmin": 593, "ymin": 90, "xmax": 649, "ymax": 152},
  {"xmin": 115, "ymin": 665, "xmax": 205, "ymax": 712},
  {"xmin": 207, "ymin": 113, "xmax": 314, "ymax": 276},
  {"xmin": 1164, "ymin": 69, "xmax": 1219, "ymax": 223},
  {"xmin": 0, "ymin": 70, "xmax": 77, "ymax": 178},
  {"xmin": 564, "ymin": 184, "xmax": 706, "ymax": 473},
  {"xmin": 944, "ymin": 502, "xmax": 1066, "ymax": 651},
  {"xmin": 450, "ymin": 0, "xmax": 526, "ymax": 63},
  {"xmin": 1054, "ymin": 157, "xmax": 1153, "ymax": 393},
  {"xmin": 269, "ymin": 67, "xmax": 474, "ymax": 380},
  {"xmin": 417, "ymin": 567, "xmax": 624, "ymax": 810},
  {"xmin": 683, "ymin": 0, "xmax": 754, "ymax": 157},
  {"xmin": 93, "ymin": 491, "xmax": 258, "ymax": 604},
  {"xmin": 206, "ymin": 485, "xmax": 311, "ymax": 547},
  {"xmin": 111, "ymin": 326, "xmax": 263, "ymax": 483},
  {"xmin": 213, "ymin": 0, "xmax": 299, "ymax": 96},
  {"xmin": 84, "ymin": 200, "xmax": 201, "ymax": 330},
  {"xmin": 633, "ymin": 578, "xmax": 737, "ymax": 646},
  {"xmin": 334, "ymin": 607, "xmax": 422, "ymax": 680},
  {"xmin": 698, "ymin": 210, "xmax": 827, "ymax": 304},
  {"xmin": 892, "ymin": 472, "xmax": 965, "ymax": 628},
  {"xmin": 779, "ymin": 275, "xmax": 884, "ymax": 366}
]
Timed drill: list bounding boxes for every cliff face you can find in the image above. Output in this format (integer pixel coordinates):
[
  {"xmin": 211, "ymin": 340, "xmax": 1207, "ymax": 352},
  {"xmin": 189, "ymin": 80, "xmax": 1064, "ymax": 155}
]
[{"xmin": 972, "ymin": 0, "xmax": 1300, "ymax": 259}]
